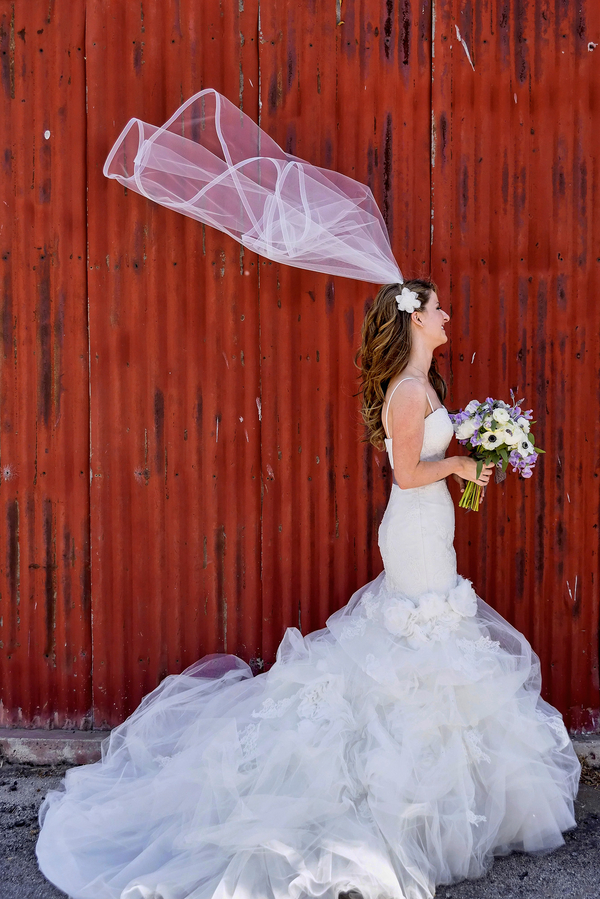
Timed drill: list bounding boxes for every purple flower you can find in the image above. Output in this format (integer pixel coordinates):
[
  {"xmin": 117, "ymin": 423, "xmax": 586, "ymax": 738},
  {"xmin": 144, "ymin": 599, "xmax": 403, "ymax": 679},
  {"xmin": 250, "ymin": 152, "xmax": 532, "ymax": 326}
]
[{"xmin": 521, "ymin": 468, "xmax": 533, "ymax": 478}]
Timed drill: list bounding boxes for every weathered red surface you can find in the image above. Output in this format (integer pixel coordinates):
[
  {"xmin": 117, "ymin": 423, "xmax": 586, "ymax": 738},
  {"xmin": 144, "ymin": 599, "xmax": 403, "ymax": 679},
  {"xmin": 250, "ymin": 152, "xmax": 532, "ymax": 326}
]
[
  {"xmin": 432, "ymin": 0, "xmax": 600, "ymax": 731},
  {"xmin": 86, "ymin": 0, "xmax": 263, "ymax": 726},
  {"xmin": 0, "ymin": 1, "xmax": 91, "ymax": 726},
  {"xmin": 0, "ymin": 0, "xmax": 597, "ymax": 730},
  {"xmin": 257, "ymin": 0, "xmax": 433, "ymax": 660}
]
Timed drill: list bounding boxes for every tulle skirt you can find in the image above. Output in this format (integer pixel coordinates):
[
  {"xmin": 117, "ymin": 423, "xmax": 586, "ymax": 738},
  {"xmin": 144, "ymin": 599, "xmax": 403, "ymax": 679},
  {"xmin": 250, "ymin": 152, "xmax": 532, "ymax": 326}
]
[{"xmin": 36, "ymin": 571, "xmax": 580, "ymax": 899}]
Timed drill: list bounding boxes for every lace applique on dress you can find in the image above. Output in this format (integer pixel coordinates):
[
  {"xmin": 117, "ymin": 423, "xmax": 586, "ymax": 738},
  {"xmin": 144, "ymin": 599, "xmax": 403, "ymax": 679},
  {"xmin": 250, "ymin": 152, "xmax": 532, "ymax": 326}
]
[
  {"xmin": 356, "ymin": 795, "xmax": 372, "ymax": 819},
  {"xmin": 452, "ymin": 634, "xmax": 502, "ymax": 679},
  {"xmin": 467, "ymin": 810, "xmax": 487, "ymax": 826},
  {"xmin": 239, "ymin": 723, "xmax": 259, "ymax": 756},
  {"xmin": 535, "ymin": 708, "xmax": 570, "ymax": 748},
  {"xmin": 340, "ymin": 617, "xmax": 367, "ymax": 641},
  {"xmin": 340, "ymin": 591, "xmax": 382, "ymax": 641},
  {"xmin": 251, "ymin": 696, "xmax": 295, "ymax": 719},
  {"xmin": 364, "ymin": 653, "xmax": 391, "ymax": 684},
  {"xmin": 456, "ymin": 635, "xmax": 501, "ymax": 657},
  {"xmin": 464, "ymin": 729, "xmax": 491, "ymax": 764},
  {"xmin": 297, "ymin": 677, "xmax": 337, "ymax": 720},
  {"xmin": 360, "ymin": 591, "xmax": 381, "ymax": 620}
]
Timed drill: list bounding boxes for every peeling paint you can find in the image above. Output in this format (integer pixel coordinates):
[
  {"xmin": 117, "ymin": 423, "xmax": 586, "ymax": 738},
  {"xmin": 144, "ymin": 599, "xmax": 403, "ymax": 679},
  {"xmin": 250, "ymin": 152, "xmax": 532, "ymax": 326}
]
[{"xmin": 454, "ymin": 24, "xmax": 474, "ymax": 71}]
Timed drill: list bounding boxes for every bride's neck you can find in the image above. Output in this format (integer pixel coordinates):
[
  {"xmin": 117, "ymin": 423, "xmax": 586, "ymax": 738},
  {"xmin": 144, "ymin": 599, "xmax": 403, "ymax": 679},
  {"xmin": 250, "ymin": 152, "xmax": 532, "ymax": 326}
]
[{"xmin": 405, "ymin": 344, "xmax": 434, "ymax": 380}]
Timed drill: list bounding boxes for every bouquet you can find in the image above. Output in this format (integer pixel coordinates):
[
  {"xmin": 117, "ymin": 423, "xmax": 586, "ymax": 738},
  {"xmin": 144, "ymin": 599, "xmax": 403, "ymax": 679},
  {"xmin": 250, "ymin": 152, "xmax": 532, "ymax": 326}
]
[{"xmin": 449, "ymin": 391, "xmax": 544, "ymax": 511}]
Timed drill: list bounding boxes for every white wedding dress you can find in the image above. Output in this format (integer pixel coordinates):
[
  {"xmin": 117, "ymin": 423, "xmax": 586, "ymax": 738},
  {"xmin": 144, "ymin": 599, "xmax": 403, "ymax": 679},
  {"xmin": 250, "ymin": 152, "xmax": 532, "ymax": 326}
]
[{"xmin": 37, "ymin": 400, "xmax": 580, "ymax": 899}]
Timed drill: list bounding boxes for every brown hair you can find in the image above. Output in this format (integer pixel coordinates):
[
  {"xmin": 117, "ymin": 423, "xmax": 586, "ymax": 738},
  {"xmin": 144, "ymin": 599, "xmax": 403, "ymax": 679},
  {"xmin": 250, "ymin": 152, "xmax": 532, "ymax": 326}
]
[{"xmin": 357, "ymin": 279, "xmax": 447, "ymax": 449}]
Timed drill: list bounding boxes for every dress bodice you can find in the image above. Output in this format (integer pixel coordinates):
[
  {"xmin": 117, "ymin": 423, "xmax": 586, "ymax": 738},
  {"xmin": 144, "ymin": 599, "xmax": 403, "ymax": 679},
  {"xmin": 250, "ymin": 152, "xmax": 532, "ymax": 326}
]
[{"xmin": 384, "ymin": 407, "xmax": 455, "ymax": 470}]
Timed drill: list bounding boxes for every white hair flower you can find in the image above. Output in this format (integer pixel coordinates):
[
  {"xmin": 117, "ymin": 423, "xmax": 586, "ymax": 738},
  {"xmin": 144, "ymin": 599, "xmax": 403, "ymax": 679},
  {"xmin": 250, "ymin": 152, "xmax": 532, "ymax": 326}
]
[{"xmin": 395, "ymin": 286, "xmax": 421, "ymax": 314}]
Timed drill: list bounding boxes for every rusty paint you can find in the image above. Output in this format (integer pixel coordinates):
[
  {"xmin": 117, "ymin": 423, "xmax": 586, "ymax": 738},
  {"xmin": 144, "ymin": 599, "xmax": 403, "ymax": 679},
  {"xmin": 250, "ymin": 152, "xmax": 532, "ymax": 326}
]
[
  {"xmin": 0, "ymin": 0, "xmax": 598, "ymax": 733},
  {"xmin": 0, "ymin": 0, "xmax": 91, "ymax": 727},
  {"xmin": 86, "ymin": 0, "xmax": 263, "ymax": 726},
  {"xmin": 432, "ymin": 0, "xmax": 600, "ymax": 731}
]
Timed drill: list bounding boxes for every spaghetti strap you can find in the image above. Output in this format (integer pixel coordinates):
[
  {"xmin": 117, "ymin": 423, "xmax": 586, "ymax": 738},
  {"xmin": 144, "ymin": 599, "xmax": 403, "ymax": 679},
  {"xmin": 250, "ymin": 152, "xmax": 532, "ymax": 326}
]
[{"xmin": 384, "ymin": 377, "xmax": 434, "ymax": 437}]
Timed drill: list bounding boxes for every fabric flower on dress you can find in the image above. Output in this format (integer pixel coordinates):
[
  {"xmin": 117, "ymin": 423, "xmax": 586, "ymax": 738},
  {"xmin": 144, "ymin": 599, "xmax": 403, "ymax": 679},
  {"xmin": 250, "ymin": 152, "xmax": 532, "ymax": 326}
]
[
  {"xmin": 381, "ymin": 578, "xmax": 477, "ymax": 648},
  {"xmin": 383, "ymin": 600, "xmax": 416, "ymax": 637},
  {"xmin": 418, "ymin": 593, "xmax": 449, "ymax": 622},
  {"xmin": 447, "ymin": 579, "xmax": 478, "ymax": 618},
  {"xmin": 395, "ymin": 286, "xmax": 421, "ymax": 314}
]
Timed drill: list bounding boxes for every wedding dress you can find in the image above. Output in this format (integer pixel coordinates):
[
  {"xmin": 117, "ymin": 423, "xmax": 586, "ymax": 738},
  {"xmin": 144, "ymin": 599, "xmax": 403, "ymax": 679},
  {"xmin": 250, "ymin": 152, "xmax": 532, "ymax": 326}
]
[{"xmin": 36, "ymin": 394, "xmax": 580, "ymax": 899}]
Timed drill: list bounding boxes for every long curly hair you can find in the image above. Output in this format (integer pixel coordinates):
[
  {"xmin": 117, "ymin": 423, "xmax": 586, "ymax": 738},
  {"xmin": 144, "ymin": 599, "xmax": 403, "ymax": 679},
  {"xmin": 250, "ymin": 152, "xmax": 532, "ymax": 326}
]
[{"xmin": 357, "ymin": 279, "xmax": 447, "ymax": 449}]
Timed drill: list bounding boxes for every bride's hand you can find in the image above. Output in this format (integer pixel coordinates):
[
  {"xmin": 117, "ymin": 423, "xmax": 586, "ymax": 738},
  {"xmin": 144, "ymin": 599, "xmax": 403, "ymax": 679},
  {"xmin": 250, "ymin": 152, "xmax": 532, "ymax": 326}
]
[
  {"xmin": 450, "ymin": 472, "xmax": 466, "ymax": 494},
  {"xmin": 457, "ymin": 457, "xmax": 495, "ymax": 487}
]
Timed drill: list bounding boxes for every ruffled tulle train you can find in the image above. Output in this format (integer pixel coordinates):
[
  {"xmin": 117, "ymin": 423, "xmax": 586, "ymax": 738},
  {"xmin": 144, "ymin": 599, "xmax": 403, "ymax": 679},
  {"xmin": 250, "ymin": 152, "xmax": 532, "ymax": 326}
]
[{"xmin": 36, "ymin": 572, "xmax": 580, "ymax": 899}]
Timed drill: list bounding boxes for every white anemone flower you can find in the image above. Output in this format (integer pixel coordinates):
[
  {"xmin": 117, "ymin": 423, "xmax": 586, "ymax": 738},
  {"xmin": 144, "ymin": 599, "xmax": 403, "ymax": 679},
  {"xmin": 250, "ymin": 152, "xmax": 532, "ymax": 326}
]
[
  {"xmin": 492, "ymin": 407, "xmax": 510, "ymax": 424},
  {"xmin": 481, "ymin": 430, "xmax": 501, "ymax": 450},
  {"xmin": 517, "ymin": 416, "xmax": 531, "ymax": 433},
  {"xmin": 517, "ymin": 438, "xmax": 534, "ymax": 458},
  {"xmin": 502, "ymin": 425, "xmax": 521, "ymax": 446}
]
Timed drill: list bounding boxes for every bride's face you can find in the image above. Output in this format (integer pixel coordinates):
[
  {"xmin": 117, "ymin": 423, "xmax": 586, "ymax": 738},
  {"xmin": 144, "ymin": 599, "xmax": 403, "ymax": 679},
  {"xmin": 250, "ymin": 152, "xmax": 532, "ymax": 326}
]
[{"xmin": 416, "ymin": 291, "xmax": 450, "ymax": 347}]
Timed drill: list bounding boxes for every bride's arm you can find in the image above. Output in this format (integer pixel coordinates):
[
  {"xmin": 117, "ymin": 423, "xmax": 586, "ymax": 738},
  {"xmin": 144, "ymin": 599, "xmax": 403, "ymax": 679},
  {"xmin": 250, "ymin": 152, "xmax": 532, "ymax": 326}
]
[{"xmin": 389, "ymin": 381, "xmax": 492, "ymax": 490}]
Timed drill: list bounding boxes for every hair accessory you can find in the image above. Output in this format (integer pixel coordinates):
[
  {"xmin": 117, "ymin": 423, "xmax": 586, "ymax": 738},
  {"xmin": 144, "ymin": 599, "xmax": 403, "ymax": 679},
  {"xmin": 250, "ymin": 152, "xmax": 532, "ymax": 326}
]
[{"xmin": 395, "ymin": 286, "xmax": 421, "ymax": 314}]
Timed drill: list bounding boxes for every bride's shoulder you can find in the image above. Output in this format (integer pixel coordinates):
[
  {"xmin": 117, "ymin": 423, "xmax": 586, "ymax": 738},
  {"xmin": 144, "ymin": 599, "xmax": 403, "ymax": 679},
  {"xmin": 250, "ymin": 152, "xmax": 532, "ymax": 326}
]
[
  {"xmin": 385, "ymin": 376, "xmax": 428, "ymax": 407},
  {"xmin": 383, "ymin": 377, "xmax": 429, "ymax": 429}
]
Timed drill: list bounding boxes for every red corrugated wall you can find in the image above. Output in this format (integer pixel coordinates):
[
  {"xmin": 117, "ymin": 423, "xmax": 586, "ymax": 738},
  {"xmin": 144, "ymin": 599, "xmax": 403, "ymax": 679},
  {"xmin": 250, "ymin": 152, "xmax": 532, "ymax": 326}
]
[
  {"xmin": 1, "ymin": 0, "xmax": 598, "ymax": 731},
  {"xmin": 0, "ymin": 1, "xmax": 91, "ymax": 727},
  {"xmin": 431, "ymin": 0, "xmax": 600, "ymax": 732}
]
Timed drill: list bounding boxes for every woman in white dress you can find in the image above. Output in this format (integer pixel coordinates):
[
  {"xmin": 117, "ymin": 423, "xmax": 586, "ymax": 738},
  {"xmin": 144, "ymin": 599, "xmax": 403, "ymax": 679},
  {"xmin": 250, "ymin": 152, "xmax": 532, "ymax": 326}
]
[{"xmin": 36, "ymin": 276, "xmax": 580, "ymax": 899}]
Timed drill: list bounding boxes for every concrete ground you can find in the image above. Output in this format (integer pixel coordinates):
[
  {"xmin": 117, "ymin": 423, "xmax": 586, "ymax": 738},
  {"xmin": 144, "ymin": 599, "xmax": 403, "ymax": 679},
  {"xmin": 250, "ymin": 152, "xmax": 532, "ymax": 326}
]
[{"xmin": 1, "ymin": 763, "xmax": 599, "ymax": 899}]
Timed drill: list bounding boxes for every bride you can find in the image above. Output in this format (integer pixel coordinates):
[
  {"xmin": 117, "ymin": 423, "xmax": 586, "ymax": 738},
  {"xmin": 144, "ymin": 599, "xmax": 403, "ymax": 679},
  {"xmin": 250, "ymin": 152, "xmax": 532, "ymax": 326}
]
[{"xmin": 37, "ymin": 277, "xmax": 580, "ymax": 899}]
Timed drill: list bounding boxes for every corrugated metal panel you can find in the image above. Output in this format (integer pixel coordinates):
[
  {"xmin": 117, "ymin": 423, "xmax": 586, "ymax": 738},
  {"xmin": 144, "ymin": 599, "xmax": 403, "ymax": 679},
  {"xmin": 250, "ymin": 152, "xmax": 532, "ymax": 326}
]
[
  {"xmin": 257, "ymin": 0, "xmax": 433, "ymax": 660},
  {"xmin": 86, "ymin": 0, "xmax": 263, "ymax": 726},
  {"xmin": 0, "ymin": 2, "xmax": 91, "ymax": 726},
  {"xmin": 431, "ymin": 0, "xmax": 600, "ymax": 731},
  {"xmin": 0, "ymin": 0, "xmax": 597, "ymax": 731}
]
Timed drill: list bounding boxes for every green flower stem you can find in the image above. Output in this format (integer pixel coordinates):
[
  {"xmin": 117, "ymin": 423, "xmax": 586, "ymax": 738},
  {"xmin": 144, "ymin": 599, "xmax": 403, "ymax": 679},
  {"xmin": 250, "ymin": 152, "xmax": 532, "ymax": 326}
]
[{"xmin": 459, "ymin": 479, "xmax": 482, "ymax": 512}]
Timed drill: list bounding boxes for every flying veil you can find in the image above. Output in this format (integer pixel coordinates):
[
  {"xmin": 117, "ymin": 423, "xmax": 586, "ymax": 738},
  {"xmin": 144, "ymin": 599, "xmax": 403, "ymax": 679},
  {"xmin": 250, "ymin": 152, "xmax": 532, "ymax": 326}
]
[{"xmin": 103, "ymin": 89, "xmax": 403, "ymax": 285}]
